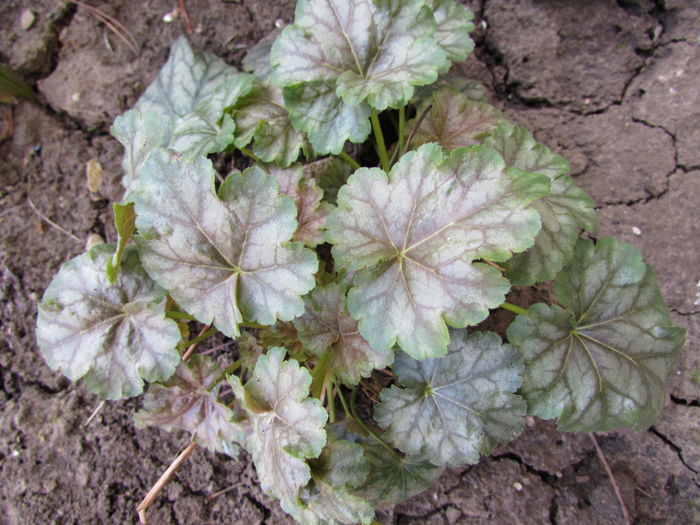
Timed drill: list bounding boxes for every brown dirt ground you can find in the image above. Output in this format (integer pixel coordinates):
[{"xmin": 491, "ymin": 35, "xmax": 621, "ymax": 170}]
[{"xmin": 1, "ymin": 0, "xmax": 699, "ymax": 523}]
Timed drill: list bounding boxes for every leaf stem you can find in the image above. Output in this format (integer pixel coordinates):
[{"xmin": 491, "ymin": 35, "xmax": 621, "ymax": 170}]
[
  {"xmin": 397, "ymin": 105, "xmax": 406, "ymax": 157},
  {"xmin": 178, "ymin": 327, "xmax": 218, "ymax": 352},
  {"xmin": 239, "ymin": 321, "xmax": 265, "ymax": 329},
  {"xmin": 165, "ymin": 311, "xmax": 196, "ymax": 321},
  {"xmin": 328, "ymin": 378, "xmax": 336, "ymax": 424},
  {"xmin": 500, "ymin": 301, "xmax": 529, "ymax": 316},
  {"xmin": 370, "ymin": 109, "xmax": 390, "ymax": 172},
  {"xmin": 350, "ymin": 388, "xmax": 402, "ymax": 460},
  {"xmin": 209, "ymin": 359, "xmax": 243, "ymax": 391},
  {"xmin": 238, "ymin": 147, "xmax": 263, "ymax": 164},
  {"xmin": 339, "ymin": 151, "xmax": 362, "ymax": 171}
]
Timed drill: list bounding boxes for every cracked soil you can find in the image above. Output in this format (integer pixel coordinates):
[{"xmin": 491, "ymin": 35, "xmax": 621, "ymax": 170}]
[{"xmin": 1, "ymin": 0, "xmax": 698, "ymax": 523}]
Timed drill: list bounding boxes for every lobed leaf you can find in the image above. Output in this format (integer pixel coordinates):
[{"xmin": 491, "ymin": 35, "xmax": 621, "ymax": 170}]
[
  {"xmin": 112, "ymin": 37, "xmax": 255, "ymax": 194},
  {"xmin": 233, "ymin": 82, "xmax": 307, "ymax": 167},
  {"xmin": 294, "ymin": 436, "xmax": 373, "ymax": 525},
  {"xmin": 408, "ymin": 88, "xmax": 507, "ymax": 150},
  {"xmin": 375, "ymin": 331, "xmax": 525, "ymax": 467},
  {"xmin": 37, "ymin": 245, "xmax": 180, "ymax": 399},
  {"xmin": 243, "ymin": 28, "xmax": 282, "ymax": 82},
  {"xmin": 326, "ymin": 143, "xmax": 549, "ymax": 359},
  {"xmin": 230, "ymin": 347, "xmax": 327, "ymax": 513},
  {"xmin": 507, "ymin": 237, "xmax": 686, "ymax": 431},
  {"xmin": 134, "ymin": 355, "xmax": 248, "ymax": 456},
  {"xmin": 353, "ymin": 442, "xmax": 443, "ymax": 508},
  {"xmin": 430, "ymin": 0, "xmax": 475, "ymax": 68},
  {"xmin": 265, "ymin": 164, "xmax": 333, "ymax": 247},
  {"xmin": 132, "ymin": 149, "xmax": 317, "ymax": 338},
  {"xmin": 294, "ymin": 282, "xmax": 394, "ymax": 386},
  {"xmin": 484, "ymin": 124, "xmax": 598, "ymax": 285}
]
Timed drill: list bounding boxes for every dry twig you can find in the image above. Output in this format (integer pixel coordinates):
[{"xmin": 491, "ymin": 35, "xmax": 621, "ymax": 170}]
[
  {"xmin": 589, "ymin": 433, "xmax": 632, "ymax": 525},
  {"xmin": 73, "ymin": 1, "xmax": 138, "ymax": 54},
  {"xmin": 27, "ymin": 197, "xmax": 82, "ymax": 242}
]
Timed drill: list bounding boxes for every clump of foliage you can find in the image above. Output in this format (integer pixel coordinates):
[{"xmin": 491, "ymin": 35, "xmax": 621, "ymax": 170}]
[{"xmin": 37, "ymin": 1, "xmax": 685, "ymax": 523}]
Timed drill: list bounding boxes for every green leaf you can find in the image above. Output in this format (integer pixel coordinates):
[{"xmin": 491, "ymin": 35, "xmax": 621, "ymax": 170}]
[
  {"xmin": 282, "ymin": 81, "xmax": 372, "ymax": 155},
  {"xmin": 408, "ymin": 89, "xmax": 507, "ymax": 150},
  {"xmin": 37, "ymin": 245, "xmax": 180, "ymax": 399},
  {"xmin": 294, "ymin": 283, "xmax": 394, "ymax": 387},
  {"xmin": 484, "ymin": 124, "xmax": 599, "ymax": 285},
  {"xmin": 243, "ymin": 28, "xmax": 281, "ymax": 82},
  {"xmin": 272, "ymin": 0, "xmax": 449, "ymax": 111},
  {"xmin": 233, "ymin": 82, "xmax": 307, "ymax": 167},
  {"xmin": 266, "ymin": 164, "xmax": 334, "ymax": 247},
  {"xmin": 507, "ymin": 237, "xmax": 686, "ymax": 432},
  {"xmin": 319, "ymin": 157, "xmax": 353, "ymax": 205},
  {"xmin": 111, "ymin": 37, "xmax": 255, "ymax": 193},
  {"xmin": 374, "ymin": 331, "xmax": 526, "ymax": 467},
  {"xmin": 295, "ymin": 436, "xmax": 373, "ymax": 525},
  {"xmin": 430, "ymin": 0, "xmax": 475, "ymax": 67},
  {"xmin": 326, "ymin": 143, "xmax": 549, "ymax": 359},
  {"xmin": 132, "ymin": 149, "xmax": 318, "ymax": 338},
  {"xmin": 413, "ymin": 74, "xmax": 489, "ymax": 104},
  {"xmin": 353, "ymin": 443, "xmax": 443, "ymax": 507},
  {"xmin": 230, "ymin": 347, "xmax": 327, "ymax": 513},
  {"xmin": 106, "ymin": 202, "xmax": 136, "ymax": 283},
  {"xmin": 134, "ymin": 355, "xmax": 248, "ymax": 456}
]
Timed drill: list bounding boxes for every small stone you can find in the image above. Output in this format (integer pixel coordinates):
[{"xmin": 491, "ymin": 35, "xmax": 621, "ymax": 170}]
[
  {"xmin": 20, "ymin": 9, "xmax": 36, "ymax": 31},
  {"xmin": 632, "ymin": 226, "xmax": 642, "ymax": 236},
  {"xmin": 85, "ymin": 159, "xmax": 103, "ymax": 194},
  {"xmin": 85, "ymin": 233, "xmax": 105, "ymax": 252},
  {"xmin": 513, "ymin": 481, "xmax": 523, "ymax": 491},
  {"xmin": 274, "ymin": 18, "xmax": 285, "ymax": 29},
  {"xmin": 163, "ymin": 8, "xmax": 178, "ymax": 23}
]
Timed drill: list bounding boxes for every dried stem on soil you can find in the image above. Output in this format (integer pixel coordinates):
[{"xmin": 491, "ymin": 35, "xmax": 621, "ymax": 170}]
[
  {"xmin": 589, "ymin": 433, "xmax": 632, "ymax": 525},
  {"xmin": 73, "ymin": 1, "xmax": 138, "ymax": 54},
  {"xmin": 137, "ymin": 442, "xmax": 197, "ymax": 524},
  {"xmin": 181, "ymin": 323, "xmax": 214, "ymax": 361},
  {"xmin": 27, "ymin": 197, "xmax": 82, "ymax": 242}
]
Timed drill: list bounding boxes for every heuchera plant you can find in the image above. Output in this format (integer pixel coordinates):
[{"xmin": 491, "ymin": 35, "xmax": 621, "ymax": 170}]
[{"xmin": 37, "ymin": 1, "xmax": 686, "ymax": 523}]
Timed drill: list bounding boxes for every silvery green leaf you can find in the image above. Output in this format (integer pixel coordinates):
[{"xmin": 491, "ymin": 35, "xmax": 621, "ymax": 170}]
[
  {"xmin": 283, "ymin": 81, "xmax": 372, "ymax": 155},
  {"xmin": 374, "ymin": 331, "xmax": 526, "ymax": 467},
  {"xmin": 295, "ymin": 436, "xmax": 373, "ymax": 525},
  {"xmin": 243, "ymin": 28, "xmax": 281, "ymax": 82},
  {"xmin": 353, "ymin": 443, "xmax": 443, "ymax": 507},
  {"xmin": 112, "ymin": 37, "xmax": 255, "ymax": 193},
  {"xmin": 326, "ymin": 143, "xmax": 549, "ymax": 359},
  {"xmin": 106, "ymin": 202, "xmax": 136, "ymax": 283},
  {"xmin": 413, "ymin": 74, "xmax": 489, "ymax": 103},
  {"xmin": 132, "ymin": 149, "xmax": 317, "ymax": 338},
  {"xmin": 266, "ymin": 164, "xmax": 334, "ymax": 247},
  {"xmin": 233, "ymin": 82, "xmax": 306, "ymax": 167},
  {"xmin": 507, "ymin": 237, "xmax": 686, "ymax": 431},
  {"xmin": 230, "ymin": 347, "xmax": 327, "ymax": 513},
  {"xmin": 430, "ymin": 0, "xmax": 475, "ymax": 67},
  {"xmin": 272, "ymin": 0, "xmax": 448, "ymax": 111},
  {"xmin": 134, "ymin": 355, "xmax": 248, "ymax": 456},
  {"xmin": 408, "ymin": 89, "xmax": 507, "ymax": 150},
  {"xmin": 294, "ymin": 283, "xmax": 393, "ymax": 386},
  {"xmin": 37, "ymin": 245, "xmax": 180, "ymax": 400},
  {"xmin": 484, "ymin": 124, "xmax": 599, "ymax": 285}
]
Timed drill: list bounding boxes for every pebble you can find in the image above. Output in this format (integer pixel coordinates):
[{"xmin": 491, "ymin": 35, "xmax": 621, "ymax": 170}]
[
  {"xmin": 632, "ymin": 226, "xmax": 642, "ymax": 236},
  {"xmin": 513, "ymin": 481, "xmax": 523, "ymax": 491},
  {"xmin": 20, "ymin": 9, "xmax": 36, "ymax": 31}
]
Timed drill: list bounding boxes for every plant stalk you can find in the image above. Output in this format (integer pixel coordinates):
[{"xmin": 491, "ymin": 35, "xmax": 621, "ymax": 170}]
[
  {"xmin": 370, "ymin": 109, "xmax": 391, "ymax": 172},
  {"xmin": 500, "ymin": 301, "xmax": 529, "ymax": 316},
  {"xmin": 349, "ymin": 388, "xmax": 402, "ymax": 460},
  {"xmin": 340, "ymin": 151, "xmax": 362, "ymax": 171},
  {"xmin": 397, "ymin": 105, "xmax": 406, "ymax": 156}
]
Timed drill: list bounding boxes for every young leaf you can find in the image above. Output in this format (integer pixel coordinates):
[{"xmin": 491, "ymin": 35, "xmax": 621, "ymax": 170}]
[
  {"xmin": 326, "ymin": 143, "xmax": 549, "ymax": 359},
  {"xmin": 296, "ymin": 436, "xmax": 373, "ymax": 525},
  {"xmin": 294, "ymin": 282, "xmax": 394, "ymax": 386},
  {"xmin": 132, "ymin": 149, "xmax": 318, "ymax": 338},
  {"xmin": 408, "ymin": 89, "xmax": 507, "ymax": 150},
  {"xmin": 233, "ymin": 82, "xmax": 307, "ymax": 167},
  {"xmin": 282, "ymin": 81, "xmax": 372, "ymax": 155},
  {"xmin": 230, "ymin": 347, "xmax": 327, "ymax": 513},
  {"xmin": 37, "ymin": 245, "xmax": 180, "ymax": 399},
  {"xmin": 272, "ymin": 0, "xmax": 448, "ymax": 111},
  {"xmin": 106, "ymin": 202, "xmax": 136, "ymax": 283},
  {"xmin": 353, "ymin": 443, "xmax": 443, "ymax": 507},
  {"xmin": 507, "ymin": 237, "xmax": 686, "ymax": 432},
  {"xmin": 484, "ymin": 124, "xmax": 599, "ymax": 285},
  {"xmin": 265, "ymin": 164, "xmax": 333, "ymax": 246},
  {"xmin": 375, "ymin": 331, "xmax": 526, "ymax": 467},
  {"xmin": 134, "ymin": 355, "xmax": 248, "ymax": 456},
  {"xmin": 319, "ymin": 157, "xmax": 353, "ymax": 205}
]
